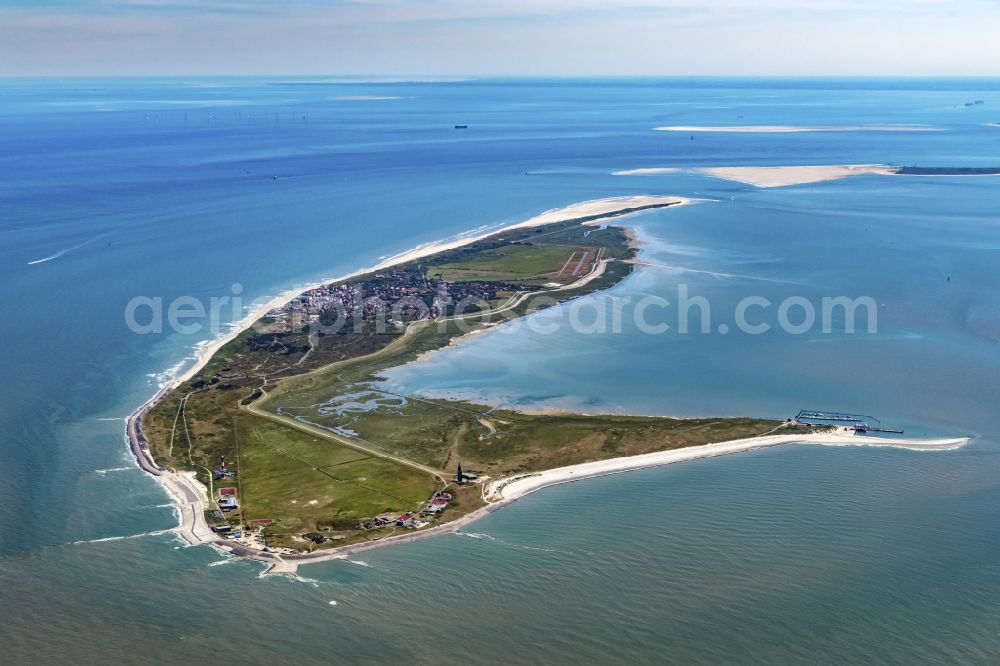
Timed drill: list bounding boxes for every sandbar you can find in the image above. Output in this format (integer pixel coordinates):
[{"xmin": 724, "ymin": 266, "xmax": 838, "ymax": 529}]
[
  {"xmin": 487, "ymin": 431, "xmax": 970, "ymax": 502},
  {"xmin": 612, "ymin": 167, "xmax": 682, "ymax": 176},
  {"xmin": 697, "ymin": 164, "xmax": 899, "ymax": 187},
  {"xmin": 655, "ymin": 124, "xmax": 937, "ymax": 133}
]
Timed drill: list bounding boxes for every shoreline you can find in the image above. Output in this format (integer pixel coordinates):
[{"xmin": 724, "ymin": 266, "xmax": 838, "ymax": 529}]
[
  {"xmin": 615, "ymin": 164, "xmax": 900, "ymax": 187},
  {"xmin": 696, "ymin": 164, "xmax": 899, "ymax": 188},
  {"xmin": 615, "ymin": 163, "xmax": 1000, "ymax": 188},
  {"xmin": 123, "ymin": 193, "xmax": 970, "ymax": 576},
  {"xmin": 140, "ymin": 195, "xmax": 688, "ymax": 398},
  {"xmin": 124, "ymin": 195, "xmax": 691, "ymax": 568},
  {"xmin": 653, "ymin": 124, "xmax": 938, "ymax": 133},
  {"xmin": 485, "ymin": 431, "xmax": 970, "ymax": 502},
  {"xmin": 234, "ymin": 430, "xmax": 971, "ymax": 575}
]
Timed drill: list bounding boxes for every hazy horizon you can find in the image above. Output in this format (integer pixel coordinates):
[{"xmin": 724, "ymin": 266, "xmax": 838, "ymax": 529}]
[
  {"xmin": 2, "ymin": 0, "xmax": 1000, "ymax": 77},
  {"xmin": 4, "ymin": 74, "xmax": 1000, "ymax": 80}
]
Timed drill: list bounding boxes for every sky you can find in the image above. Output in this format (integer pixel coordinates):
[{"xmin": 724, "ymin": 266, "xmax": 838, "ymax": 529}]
[{"xmin": 1, "ymin": 0, "xmax": 999, "ymax": 77}]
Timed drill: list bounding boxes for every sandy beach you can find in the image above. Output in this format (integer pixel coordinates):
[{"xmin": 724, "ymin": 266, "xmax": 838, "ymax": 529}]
[
  {"xmin": 618, "ymin": 163, "xmax": 1000, "ymax": 188},
  {"xmin": 655, "ymin": 124, "xmax": 937, "ymax": 133},
  {"xmin": 486, "ymin": 431, "xmax": 970, "ymax": 502},
  {"xmin": 612, "ymin": 167, "xmax": 681, "ymax": 176},
  {"xmin": 614, "ymin": 164, "xmax": 903, "ymax": 188},
  {"xmin": 253, "ymin": 429, "xmax": 970, "ymax": 575},
  {"xmin": 153, "ymin": 195, "xmax": 687, "ymax": 398},
  {"xmin": 697, "ymin": 164, "xmax": 900, "ymax": 188}
]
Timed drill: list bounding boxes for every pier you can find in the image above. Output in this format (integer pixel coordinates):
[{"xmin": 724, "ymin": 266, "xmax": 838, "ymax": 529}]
[{"xmin": 794, "ymin": 409, "xmax": 904, "ymax": 434}]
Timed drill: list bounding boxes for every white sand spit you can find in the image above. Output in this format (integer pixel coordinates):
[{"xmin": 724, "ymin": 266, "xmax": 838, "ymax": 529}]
[
  {"xmin": 368, "ymin": 195, "xmax": 688, "ymax": 270},
  {"xmin": 487, "ymin": 431, "xmax": 970, "ymax": 502},
  {"xmin": 655, "ymin": 124, "xmax": 937, "ymax": 133},
  {"xmin": 612, "ymin": 167, "xmax": 681, "ymax": 176},
  {"xmin": 698, "ymin": 164, "xmax": 899, "ymax": 188}
]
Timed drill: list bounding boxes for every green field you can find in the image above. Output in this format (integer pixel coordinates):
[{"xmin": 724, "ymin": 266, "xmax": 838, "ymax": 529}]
[
  {"xmin": 264, "ymin": 384, "xmax": 782, "ymax": 480},
  {"xmin": 428, "ymin": 243, "xmax": 588, "ymax": 283},
  {"xmin": 235, "ymin": 416, "xmax": 437, "ymax": 542},
  {"xmin": 141, "ymin": 207, "xmax": 804, "ymax": 552}
]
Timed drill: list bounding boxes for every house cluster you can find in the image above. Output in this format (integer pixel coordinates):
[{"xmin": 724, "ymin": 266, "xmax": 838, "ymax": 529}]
[
  {"xmin": 429, "ymin": 279, "xmax": 509, "ymax": 317},
  {"xmin": 217, "ymin": 485, "xmax": 239, "ymax": 512},
  {"xmin": 359, "ymin": 490, "xmax": 454, "ymax": 531},
  {"xmin": 213, "ymin": 457, "xmax": 240, "ymax": 517},
  {"xmin": 210, "ymin": 509, "xmax": 241, "ymax": 537},
  {"xmin": 266, "ymin": 271, "xmax": 433, "ymax": 322},
  {"xmin": 363, "ymin": 514, "xmax": 416, "ymax": 530},
  {"xmin": 304, "ymin": 532, "xmax": 345, "ymax": 545},
  {"xmin": 264, "ymin": 268, "xmax": 515, "ymax": 329},
  {"xmin": 419, "ymin": 490, "xmax": 453, "ymax": 517},
  {"xmin": 212, "ymin": 458, "xmax": 239, "ymax": 515},
  {"xmin": 360, "ymin": 513, "xmax": 428, "ymax": 530},
  {"xmin": 212, "ymin": 517, "xmax": 271, "ymax": 550},
  {"xmin": 209, "ymin": 485, "xmax": 242, "ymax": 535}
]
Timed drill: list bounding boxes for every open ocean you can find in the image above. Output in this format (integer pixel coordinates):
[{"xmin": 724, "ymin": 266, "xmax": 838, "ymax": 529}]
[{"xmin": 1, "ymin": 77, "xmax": 999, "ymax": 664}]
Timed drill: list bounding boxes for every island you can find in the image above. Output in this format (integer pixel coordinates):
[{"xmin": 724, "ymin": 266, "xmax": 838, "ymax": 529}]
[
  {"xmin": 616, "ymin": 164, "xmax": 1000, "ymax": 188},
  {"xmin": 127, "ymin": 196, "xmax": 968, "ymax": 574}
]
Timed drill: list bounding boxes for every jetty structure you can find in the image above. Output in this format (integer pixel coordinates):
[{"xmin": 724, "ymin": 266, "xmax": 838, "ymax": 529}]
[{"xmin": 794, "ymin": 409, "xmax": 905, "ymax": 434}]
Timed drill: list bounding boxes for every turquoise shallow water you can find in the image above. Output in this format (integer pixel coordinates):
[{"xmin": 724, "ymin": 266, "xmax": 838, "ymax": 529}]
[
  {"xmin": 384, "ymin": 177, "xmax": 1000, "ymax": 438},
  {"xmin": 4, "ymin": 444, "xmax": 999, "ymax": 664},
  {"xmin": 1, "ymin": 77, "xmax": 999, "ymax": 664}
]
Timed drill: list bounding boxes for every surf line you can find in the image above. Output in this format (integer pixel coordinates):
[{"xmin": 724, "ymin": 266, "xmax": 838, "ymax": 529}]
[{"xmin": 70, "ymin": 528, "xmax": 174, "ymax": 546}]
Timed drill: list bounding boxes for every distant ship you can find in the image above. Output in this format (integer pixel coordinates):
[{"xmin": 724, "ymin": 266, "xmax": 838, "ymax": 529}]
[{"xmin": 454, "ymin": 124, "xmax": 468, "ymax": 129}]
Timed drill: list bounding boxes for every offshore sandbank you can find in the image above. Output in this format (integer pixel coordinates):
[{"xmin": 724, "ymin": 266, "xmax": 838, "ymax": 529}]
[
  {"xmin": 614, "ymin": 164, "xmax": 897, "ymax": 187},
  {"xmin": 616, "ymin": 164, "xmax": 1000, "ymax": 188},
  {"xmin": 654, "ymin": 124, "xmax": 938, "ymax": 133},
  {"xmin": 697, "ymin": 165, "xmax": 899, "ymax": 187}
]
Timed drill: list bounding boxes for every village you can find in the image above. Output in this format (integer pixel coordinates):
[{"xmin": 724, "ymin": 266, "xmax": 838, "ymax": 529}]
[{"xmin": 264, "ymin": 266, "xmax": 520, "ymax": 333}]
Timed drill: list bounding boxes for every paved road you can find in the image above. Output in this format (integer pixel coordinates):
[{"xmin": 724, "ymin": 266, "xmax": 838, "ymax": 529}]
[
  {"xmin": 126, "ymin": 400, "xmax": 166, "ymax": 476},
  {"xmin": 244, "ymin": 392, "xmax": 444, "ymax": 479}
]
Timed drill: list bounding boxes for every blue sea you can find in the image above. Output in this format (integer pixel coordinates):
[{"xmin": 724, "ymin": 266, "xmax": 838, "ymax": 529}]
[{"xmin": 1, "ymin": 77, "xmax": 999, "ymax": 664}]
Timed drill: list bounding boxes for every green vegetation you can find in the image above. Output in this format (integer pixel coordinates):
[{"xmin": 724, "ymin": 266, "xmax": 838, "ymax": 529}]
[
  {"xmin": 425, "ymin": 221, "xmax": 630, "ymax": 288},
  {"xmin": 142, "ymin": 208, "xmax": 791, "ymax": 551},
  {"xmin": 267, "ymin": 389, "xmax": 780, "ymax": 478},
  {"xmin": 237, "ymin": 416, "xmax": 436, "ymax": 546},
  {"xmin": 429, "ymin": 243, "xmax": 595, "ymax": 284}
]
